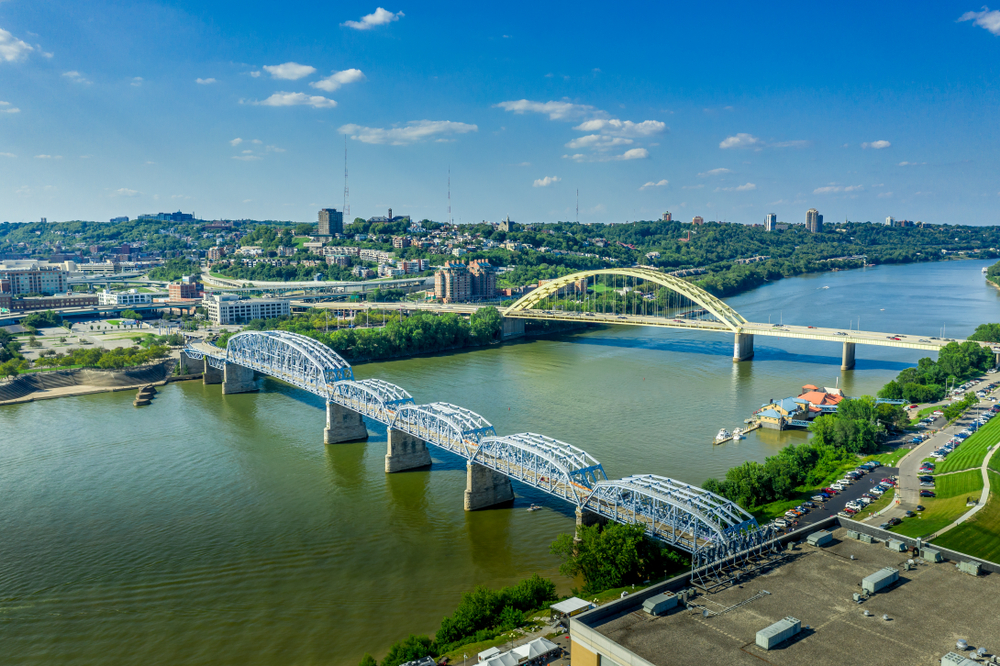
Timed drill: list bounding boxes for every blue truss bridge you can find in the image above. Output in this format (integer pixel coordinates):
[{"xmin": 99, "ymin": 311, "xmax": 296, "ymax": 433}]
[{"xmin": 184, "ymin": 330, "xmax": 771, "ymax": 564}]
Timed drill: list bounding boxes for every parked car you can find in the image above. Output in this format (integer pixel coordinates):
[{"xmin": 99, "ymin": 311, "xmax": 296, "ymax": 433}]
[
  {"xmin": 887, "ymin": 517, "xmax": 902, "ymax": 527},
  {"xmin": 920, "ymin": 490, "xmax": 936, "ymax": 497},
  {"xmin": 916, "ymin": 505, "xmax": 925, "ymax": 511}
]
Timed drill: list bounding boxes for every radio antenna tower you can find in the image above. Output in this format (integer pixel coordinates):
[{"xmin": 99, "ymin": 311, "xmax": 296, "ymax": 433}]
[
  {"xmin": 448, "ymin": 166, "xmax": 452, "ymax": 225},
  {"xmin": 576, "ymin": 188, "xmax": 579, "ymax": 223},
  {"xmin": 343, "ymin": 135, "xmax": 350, "ymax": 221}
]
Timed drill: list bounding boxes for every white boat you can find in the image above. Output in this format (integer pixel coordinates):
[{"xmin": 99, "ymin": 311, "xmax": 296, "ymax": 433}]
[
  {"xmin": 984, "ymin": 267, "xmax": 989, "ymax": 274},
  {"xmin": 715, "ymin": 429, "xmax": 731, "ymax": 443},
  {"xmin": 527, "ymin": 504, "xmax": 542, "ymax": 512}
]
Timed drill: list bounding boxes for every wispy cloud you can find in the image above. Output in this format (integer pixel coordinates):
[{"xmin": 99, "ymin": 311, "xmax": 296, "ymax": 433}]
[
  {"xmin": 342, "ymin": 7, "xmax": 404, "ymax": 30},
  {"xmin": 572, "ymin": 118, "xmax": 666, "ymax": 137},
  {"xmin": 0, "ymin": 152, "xmax": 16, "ymax": 157},
  {"xmin": 639, "ymin": 179, "xmax": 669, "ymax": 190},
  {"xmin": 0, "ymin": 27, "xmax": 33, "ymax": 63},
  {"xmin": 878, "ymin": 191, "xmax": 893, "ymax": 198},
  {"xmin": 770, "ymin": 139, "xmax": 810, "ymax": 148},
  {"xmin": 196, "ymin": 77, "xmax": 217, "ymax": 85},
  {"xmin": 262, "ymin": 62, "xmax": 316, "ymax": 80},
  {"xmin": 62, "ymin": 70, "xmax": 91, "ymax": 84},
  {"xmin": 861, "ymin": 140, "xmax": 891, "ymax": 149},
  {"xmin": 533, "ymin": 176, "xmax": 561, "ymax": 187},
  {"xmin": 230, "ymin": 138, "xmax": 243, "ymax": 146},
  {"xmin": 682, "ymin": 184, "xmax": 705, "ymax": 190},
  {"xmin": 311, "ymin": 68, "xmax": 365, "ymax": 92},
  {"xmin": 111, "ymin": 187, "xmax": 141, "ymax": 197},
  {"xmin": 563, "ymin": 148, "xmax": 649, "ymax": 163},
  {"xmin": 265, "ymin": 145, "xmax": 286, "ymax": 153},
  {"xmin": 813, "ymin": 184, "xmax": 863, "ymax": 194},
  {"xmin": 698, "ymin": 167, "xmax": 731, "ymax": 177},
  {"xmin": 716, "ymin": 182, "xmax": 756, "ymax": 192},
  {"xmin": 232, "ymin": 155, "xmax": 262, "ymax": 161},
  {"xmin": 0, "ymin": 100, "xmax": 19, "ymax": 114},
  {"xmin": 496, "ymin": 99, "xmax": 602, "ymax": 121},
  {"xmin": 719, "ymin": 133, "xmax": 761, "ymax": 149},
  {"xmin": 131, "ymin": 77, "xmax": 143, "ymax": 87},
  {"xmin": 898, "ymin": 161, "xmax": 926, "ymax": 166},
  {"xmin": 34, "ymin": 154, "xmax": 62, "ymax": 159},
  {"xmin": 958, "ymin": 7, "xmax": 1000, "ymax": 35},
  {"xmin": 565, "ymin": 135, "xmax": 633, "ymax": 150},
  {"xmin": 339, "ymin": 120, "xmax": 478, "ymax": 145},
  {"xmin": 252, "ymin": 92, "xmax": 337, "ymax": 108}
]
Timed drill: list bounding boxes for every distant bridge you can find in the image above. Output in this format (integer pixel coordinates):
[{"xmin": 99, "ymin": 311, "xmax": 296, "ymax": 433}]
[
  {"xmin": 301, "ymin": 267, "xmax": 990, "ymax": 370},
  {"xmin": 184, "ymin": 330, "xmax": 769, "ymax": 561}
]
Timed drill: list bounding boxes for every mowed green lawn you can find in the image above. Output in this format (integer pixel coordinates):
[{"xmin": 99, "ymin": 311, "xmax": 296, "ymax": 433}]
[
  {"xmin": 933, "ymin": 472, "xmax": 1000, "ymax": 564},
  {"xmin": 935, "ymin": 416, "xmax": 1000, "ymax": 474},
  {"xmin": 890, "ymin": 469, "xmax": 985, "ymax": 539},
  {"xmin": 989, "ymin": 446, "xmax": 1000, "ymax": 474}
]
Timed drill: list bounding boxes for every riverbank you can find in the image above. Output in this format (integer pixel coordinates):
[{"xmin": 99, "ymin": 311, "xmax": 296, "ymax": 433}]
[
  {"xmin": 0, "ymin": 359, "xmax": 194, "ymax": 405},
  {"xmin": 0, "ymin": 372, "xmax": 204, "ymax": 405}
]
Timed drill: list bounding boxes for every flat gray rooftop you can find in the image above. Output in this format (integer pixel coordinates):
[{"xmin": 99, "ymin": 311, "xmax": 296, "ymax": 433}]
[{"xmin": 588, "ymin": 527, "xmax": 998, "ymax": 666}]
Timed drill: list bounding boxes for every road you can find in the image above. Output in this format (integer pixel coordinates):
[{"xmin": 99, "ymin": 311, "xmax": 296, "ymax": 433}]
[{"xmin": 875, "ymin": 375, "xmax": 999, "ymax": 523}]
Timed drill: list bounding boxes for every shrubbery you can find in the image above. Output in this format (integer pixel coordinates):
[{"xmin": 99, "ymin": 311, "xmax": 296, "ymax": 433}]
[
  {"xmin": 32, "ymin": 345, "xmax": 169, "ymax": 369},
  {"xmin": 878, "ymin": 341, "xmax": 994, "ymax": 403}
]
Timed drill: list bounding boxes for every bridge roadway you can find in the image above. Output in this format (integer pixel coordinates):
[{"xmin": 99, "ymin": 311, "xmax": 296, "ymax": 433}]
[{"xmin": 183, "ymin": 331, "xmax": 769, "ymax": 564}]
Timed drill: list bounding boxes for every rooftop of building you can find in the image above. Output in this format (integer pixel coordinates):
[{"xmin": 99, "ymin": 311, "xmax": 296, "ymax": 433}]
[{"xmin": 580, "ymin": 525, "xmax": 1000, "ymax": 666}]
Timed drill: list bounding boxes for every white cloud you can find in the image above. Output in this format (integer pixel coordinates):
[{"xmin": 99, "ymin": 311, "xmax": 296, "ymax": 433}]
[
  {"xmin": 639, "ymin": 179, "xmax": 669, "ymax": 190},
  {"xmin": 682, "ymin": 184, "xmax": 705, "ymax": 190},
  {"xmin": 232, "ymin": 155, "xmax": 262, "ymax": 161},
  {"xmin": 342, "ymin": 7, "xmax": 404, "ymax": 30},
  {"xmin": 265, "ymin": 145, "xmax": 286, "ymax": 153},
  {"xmin": 230, "ymin": 138, "xmax": 243, "ymax": 146},
  {"xmin": 533, "ymin": 176, "xmax": 561, "ymax": 187},
  {"xmin": 813, "ymin": 184, "xmax": 864, "ymax": 194},
  {"xmin": 0, "ymin": 100, "xmax": 19, "ymax": 114},
  {"xmin": 719, "ymin": 133, "xmax": 761, "ymax": 149},
  {"xmin": 262, "ymin": 62, "xmax": 316, "ymax": 80},
  {"xmin": 878, "ymin": 191, "xmax": 893, "ymax": 198},
  {"xmin": 698, "ymin": 167, "xmax": 731, "ymax": 177},
  {"xmin": 311, "ymin": 68, "xmax": 366, "ymax": 92},
  {"xmin": 131, "ymin": 77, "xmax": 143, "ymax": 87},
  {"xmin": 958, "ymin": 7, "xmax": 1000, "ymax": 35},
  {"xmin": 0, "ymin": 152, "xmax": 15, "ymax": 157},
  {"xmin": 339, "ymin": 120, "xmax": 478, "ymax": 145},
  {"xmin": 0, "ymin": 27, "xmax": 33, "ymax": 63},
  {"xmin": 34, "ymin": 154, "xmax": 62, "ymax": 159},
  {"xmin": 573, "ymin": 118, "xmax": 666, "ymax": 137},
  {"xmin": 251, "ymin": 139, "xmax": 262, "ymax": 144},
  {"xmin": 564, "ymin": 134, "xmax": 633, "ymax": 150},
  {"xmin": 862, "ymin": 140, "xmax": 891, "ymax": 149},
  {"xmin": 112, "ymin": 188, "xmax": 141, "ymax": 197},
  {"xmin": 241, "ymin": 149, "xmax": 253, "ymax": 154},
  {"xmin": 564, "ymin": 148, "xmax": 649, "ymax": 162},
  {"xmin": 254, "ymin": 92, "xmax": 337, "ymax": 108},
  {"xmin": 898, "ymin": 161, "xmax": 926, "ymax": 166},
  {"xmin": 249, "ymin": 71, "xmax": 261, "ymax": 78},
  {"xmin": 496, "ymin": 99, "xmax": 601, "ymax": 121},
  {"xmin": 734, "ymin": 182, "xmax": 756, "ymax": 191},
  {"xmin": 196, "ymin": 77, "xmax": 217, "ymax": 84},
  {"xmin": 62, "ymin": 71, "xmax": 91, "ymax": 84}
]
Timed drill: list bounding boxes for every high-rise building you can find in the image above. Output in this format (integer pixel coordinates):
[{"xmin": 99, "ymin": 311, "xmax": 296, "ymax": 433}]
[
  {"xmin": 765, "ymin": 213, "xmax": 777, "ymax": 231},
  {"xmin": 692, "ymin": 216, "xmax": 704, "ymax": 225},
  {"xmin": 434, "ymin": 261, "xmax": 472, "ymax": 303},
  {"xmin": 318, "ymin": 208, "xmax": 344, "ymax": 236},
  {"xmin": 806, "ymin": 208, "xmax": 822, "ymax": 233},
  {"xmin": 885, "ymin": 216, "xmax": 895, "ymax": 226},
  {"xmin": 662, "ymin": 212, "xmax": 672, "ymax": 222},
  {"xmin": 0, "ymin": 261, "xmax": 68, "ymax": 295},
  {"xmin": 468, "ymin": 259, "xmax": 497, "ymax": 300}
]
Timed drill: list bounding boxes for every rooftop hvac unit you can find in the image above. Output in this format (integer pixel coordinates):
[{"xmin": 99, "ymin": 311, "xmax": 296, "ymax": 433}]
[
  {"xmin": 922, "ymin": 547, "xmax": 943, "ymax": 563},
  {"xmin": 756, "ymin": 617, "xmax": 801, "ymax": 650},
  {"xmin": 806, "ymin": 530, "xmax": 833, "ymax": 547},
  {"xmin": 942, "ymin": 652, "xmax": 978, "ymax": 666},
  {"xmin": 862, "ymin": 567, "xmax": 899, "ymax": 594},
  {"xmin": 859, "ymin": 533, "xmax": 874, "ymax": 544},
  {"xmin": 886, "ymin": 539, "xmax": 906, "ymax": 552},
  {"xmin": 846, "ymin": 530, "xmax": 860, "ymax": 540},
  {"xmin": 957, "ymin": 561, "xmax": 981, "ymax": 576},
  {"xmin": 642, "ymin": 592, "xmax": 678, "ymax": 616}
]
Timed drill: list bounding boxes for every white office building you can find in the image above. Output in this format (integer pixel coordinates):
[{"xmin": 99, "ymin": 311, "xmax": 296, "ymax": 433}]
[
  {"xmin": 98, "ymin": 289, "xmax": 153, "ymax": 306},
  {"xmin": 204, "ymin": 293, "xmax": 290, "ymax": 324}
]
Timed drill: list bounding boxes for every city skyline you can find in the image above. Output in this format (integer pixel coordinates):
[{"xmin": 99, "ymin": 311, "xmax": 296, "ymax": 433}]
[{"xmin": 3, "ymin": 1, "xmax": 1000, "ymax": 224}]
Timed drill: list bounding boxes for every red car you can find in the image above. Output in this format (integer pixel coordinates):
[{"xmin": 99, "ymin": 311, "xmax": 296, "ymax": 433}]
[{"xmin": 822, "ymin": 487, "xmax": 838, "ymax": 495}]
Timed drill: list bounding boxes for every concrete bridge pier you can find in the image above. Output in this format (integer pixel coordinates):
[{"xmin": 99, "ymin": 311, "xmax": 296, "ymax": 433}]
[
  {"xmin": 575, "ymin": 507, "xmax": 608, "ymax": 542},
  {"xmin": 501, "ymin": 317, "xmax": 526, "ymax": 340},
  {"xmin": 222, "ymin": 362, "xmax": 258, "ymax": 394},
  {"xmin": 733, "ymin": 333, "xmax": 755, "ymax": 362},
  {"xmin": 464, "ymin": 461, "xmax": 514, "ymax": 511},
  {"xmin": 203, "ymin": 360, "xmax": 223, "ymax": 385},
  {"xmin": 841, "ymin": 342, "xmax": 856, "ymax": 371},
  {"xmin": 325, "ymin": 402, "xmax": 369, "ymax": 444},
  {"xmin": 384, "ymin": 429, "xmax": 431, "ymax": 472}
]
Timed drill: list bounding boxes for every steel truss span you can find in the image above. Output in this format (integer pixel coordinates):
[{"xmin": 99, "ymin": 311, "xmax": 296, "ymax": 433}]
[{"xmin": 185, "ymin": 330, "xmax": 761, "ymax": 559}]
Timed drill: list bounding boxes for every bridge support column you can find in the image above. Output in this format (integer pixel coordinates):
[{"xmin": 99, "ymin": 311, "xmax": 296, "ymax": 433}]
[
  {"xmin": 733, "ymin": 333, "xmax": 754, "ymax": 362},
  {"xmin": 222, "ymin": 362, "xmax": 257, "ymax": 394},
  {"xmin": 574, "ymin": 507, "xmax": 608, "ymax": 542},
  {"xmin": 385, "ymin": 429, "xmax": 431, "ymax": 472},
  {"xmin": 841, "ymin": 342, "xmax": 856, "ymax": 371},
  {"xmin": 464, "ymin": 461, "xmax": 514, "ymax": 511},
  {"xmin": 325, "ymin": 402, "xmax": 368, "ymax": 444},
  {"xmin": 501, "ymin": 317, "xmax": 525, "ymax": 340},
  {"xmin": 203, "ymin": 359, "xmax": 222, "ymax": 385}
]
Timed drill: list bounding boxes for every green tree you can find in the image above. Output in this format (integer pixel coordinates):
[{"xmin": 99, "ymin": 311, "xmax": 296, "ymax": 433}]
[
  {"xmin": 380, "ymin": 635, "xmax": 434, "ymax": 666},
  {"xmin": 359, "ymin": 654, "xmax": 378, "ymax": 666},
  {"xmin": 970, "ymin": 323, "xmax": 1000, "ymax": 343},
  {"xmin": 121, "ymin": 309, "xmax": 143, "ymax": 321}
]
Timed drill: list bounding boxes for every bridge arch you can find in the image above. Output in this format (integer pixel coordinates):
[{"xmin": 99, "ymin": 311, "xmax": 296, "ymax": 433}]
[
  {"xmin": 390, "ymin": 402, "xmax": 496, "ymax": 457},
  {"xmin": 224, "ymin": 330, "xmax": 354, "ymax": 397},
  {"xmin": 583, "ymin": 474, "xmax": 758, "ymax": 554},
  {"xmin": 330, "ymin": 378, "xmax": 414, "ymax": 421},
  {"xmin": 503, "ymin": 267, "xmax": 747, "ymax": 331},
  {"xmin": 472, "ymin": 433, "xmax": 608, "ymax": 505}
]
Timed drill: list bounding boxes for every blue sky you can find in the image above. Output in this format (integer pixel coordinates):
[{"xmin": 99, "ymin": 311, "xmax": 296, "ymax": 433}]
[{"xmin": 2, "ymin": 1, "xmax": 1000, "ymax": 225}]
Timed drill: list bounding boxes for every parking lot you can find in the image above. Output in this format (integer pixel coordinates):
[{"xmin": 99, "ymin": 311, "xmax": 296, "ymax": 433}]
[{"xmin": 771, "ymin": 463, "xmax": 899, "ymax": 530}]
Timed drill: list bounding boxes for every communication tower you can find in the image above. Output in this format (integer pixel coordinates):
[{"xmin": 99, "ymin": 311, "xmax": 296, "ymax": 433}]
[{"xmin": 343, "ymin": 135, "xmax": 350, "ymax": 222}]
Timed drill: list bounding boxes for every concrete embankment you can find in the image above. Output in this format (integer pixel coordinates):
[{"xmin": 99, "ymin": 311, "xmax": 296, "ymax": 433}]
[{"xmin": 0, "ymin": 360, "xmax": 201, "ymax": 405}]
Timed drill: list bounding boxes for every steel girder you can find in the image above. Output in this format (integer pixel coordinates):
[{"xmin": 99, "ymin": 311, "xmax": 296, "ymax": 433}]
[
  {"xmin": 330, "ymin": 378, "xmax": 414, "ymax": 423},
  {"xmin": 503, "ymin": 267, "xmax": 748, "ymax": 331},
  {"xmin": 472, "ymin": 433, "xmax": 608, "ymax": 505},
  {"xmin": 390, "ymin": 402, "xmax": 496, "ymax": 458},
  {"xmin": 223, "ymin": 331, "xmax": 353, "ymax": 398},
  {"xmin": 582, "ymin": 474, "xmax": 760, "ymax": 555}
]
